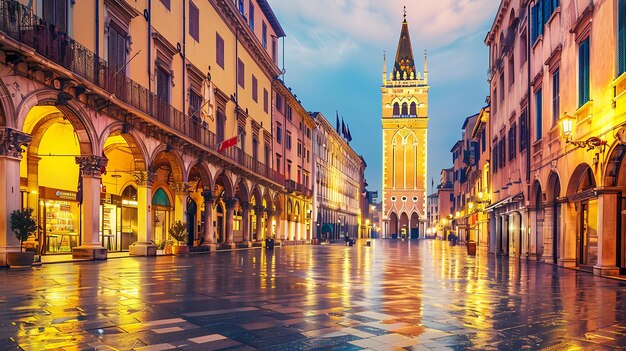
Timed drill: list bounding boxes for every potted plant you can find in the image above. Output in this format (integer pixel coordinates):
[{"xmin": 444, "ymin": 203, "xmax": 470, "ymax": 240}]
[
  {"xmin": 168, "ymin": 220, "xmax": 189, "ymax": 254},
  {"xmin": 8, "ymin": 208, "xmax": 38, "ymax": 268},
  {"xmin": 155, "ymin": 241, "xmax": 166, "ymax": 255}
]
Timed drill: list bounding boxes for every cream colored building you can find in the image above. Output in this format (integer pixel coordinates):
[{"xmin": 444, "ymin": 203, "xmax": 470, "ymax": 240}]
[{"xmin": 381, "ymin": 14, "xmax": 429, "ymax": 239}]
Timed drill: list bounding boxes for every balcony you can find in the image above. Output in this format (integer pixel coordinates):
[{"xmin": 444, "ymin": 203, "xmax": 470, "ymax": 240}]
[{"xmin": 0, "ymin": 1, "xmax": 280, "ymax": 184}]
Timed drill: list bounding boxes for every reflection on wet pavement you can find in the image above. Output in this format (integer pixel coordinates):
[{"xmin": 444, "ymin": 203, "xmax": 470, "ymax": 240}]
[{"xmin": 1, "ymin": 239, "xmax": 626, "ymax": 350}]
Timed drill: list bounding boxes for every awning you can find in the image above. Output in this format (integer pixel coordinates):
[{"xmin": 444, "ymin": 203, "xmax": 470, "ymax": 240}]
[
  {"xmin": 321, "ymin": 223, "xmax": 333, "ymax": 233},
  {"xmin": 484, "ymin": 191, "xmax": 524, "ymax": 212}
]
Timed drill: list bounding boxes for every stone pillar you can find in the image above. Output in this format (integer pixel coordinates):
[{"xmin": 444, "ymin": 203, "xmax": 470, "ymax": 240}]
[
  {"xmin": 73, "ymin": 155, "xmax": 108, "ymax": 260},
  {"xmin": 239, "ymin": 201, "xmax": 251, "ymax": 247},
  {"xmin": 542, "ymin": 206, "xmax": 554, "ymax": 263},
  {"xmin": 488, "ymin": 211, "xmax": 497, "ymax": 254},
  {"xmin": 201, "ymin": 189, "xmax": 216, "ymax": 251},
  {"xmin": 26, "ymin": 156, "xmax": 40, "ymax": 219},
  {"xmin": 223, "ymin": 197, "xmax": 237, "ymax": 249},
  {"xmin": 130, "ymin": 170, "xmax": 157, "ymax": 256},
  {"xmin": 274, "ymin": 210, "xmax": 283, "ymax": 241},
  {"xmin": 267, "ymin": 210, "xmax": 275, "ymax": 239},
  {"xmin": 172, "ymin": 182, "xmax": 188, "ymax": 224},
  {"xmin": 594, "ymin": 189, "xmax": 620, "ymax": 276},
  {"xmin": 0, "ymin": 128, "xmax": 32, "ymax": 267},
  {"xmin": 559, "ymin": 202, "xmax": 577, "ymax": 268},
  {"xmin": 254, "ymin": 205, "xmax": 265, "ymax": 241}
]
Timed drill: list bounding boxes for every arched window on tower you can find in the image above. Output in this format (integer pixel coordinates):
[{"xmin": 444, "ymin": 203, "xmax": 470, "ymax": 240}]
[
  {"xmin": 410, "ymin": 102, "xmax": 417, "ymax": 116},
  {"xmin": 393, "ymin": 103, "xmax": 400, "ymax": 116},
  {"xmin": 401, "ymin": 102, "xmax": 408, "ymax": 116}
]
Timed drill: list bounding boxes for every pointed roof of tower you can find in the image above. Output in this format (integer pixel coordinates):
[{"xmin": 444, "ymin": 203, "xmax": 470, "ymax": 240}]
[{"xmin": 392, "ymin": 7, "xmax": 416, "ymax": 81}]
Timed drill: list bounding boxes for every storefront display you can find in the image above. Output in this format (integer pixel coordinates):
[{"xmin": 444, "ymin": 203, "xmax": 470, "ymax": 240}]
[{"xmin": 40, "ymin": 187, "xmax": 80, "ymax": 254}]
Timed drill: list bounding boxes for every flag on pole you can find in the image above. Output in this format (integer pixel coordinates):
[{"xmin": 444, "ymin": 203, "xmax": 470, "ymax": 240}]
[
  {"xmin": 346, "ymin": 125, "xmax": 352, "ymax": 142},
  {"xmin": 341, "ymin": 118, "xmax": 347, "ymax": 139},
  {"xmin": 431, "ymin": 178, "xmax": 434, "ymax": 190},
  {"xmin": 201, "ymin": 77, "xmax": 215, "ymax": 121},
  {"xmin": 336, "ymin": 111, "xmax": 340, "ymax": 132},
  {"xmin": 218, "ymin": 134, "xmax": 239, "ymax": 151}
]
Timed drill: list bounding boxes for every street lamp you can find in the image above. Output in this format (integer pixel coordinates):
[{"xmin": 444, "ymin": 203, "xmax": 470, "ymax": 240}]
[{"xmin": 559, "ymin": 113, "xmax": 607, "ymax": 151}]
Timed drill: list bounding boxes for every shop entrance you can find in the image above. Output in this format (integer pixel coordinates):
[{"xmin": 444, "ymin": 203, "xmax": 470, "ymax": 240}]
[
  {"xmin": 186, "ymin": 197, "xmax": 197, "ymax": 246},
  {"xmin": 152, "ymin": 188, "xmax": 172, "ymax": 245}
]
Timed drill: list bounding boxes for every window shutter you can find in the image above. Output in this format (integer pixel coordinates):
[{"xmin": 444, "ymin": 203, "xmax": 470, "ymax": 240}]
[{"xmin": 579, "ymin": 39, "xmax": 590, "ymax": 107}]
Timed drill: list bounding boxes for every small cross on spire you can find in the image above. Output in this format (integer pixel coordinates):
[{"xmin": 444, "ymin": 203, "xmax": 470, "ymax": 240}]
[{"xmin": 403, "ymin": 6, "xmax": 406, "ymax": 21}]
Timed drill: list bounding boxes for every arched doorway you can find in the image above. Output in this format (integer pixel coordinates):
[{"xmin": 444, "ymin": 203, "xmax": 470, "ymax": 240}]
[
  {"xmin": 389, "ymin": 212, "xmax": 398, "ymax": 239},
  {"xmin": 567, "ymin": 164, "xmax": 597, "ymax": 271},
  {"xmin": 399, "ymin": 212, "xmax": 409, "ymax": 239},
  {"xmin": 533, "ymin": 181, "xmax": 544, "ymax": 259},
  {"xmin": 120, "ymin": 185, "xmax": 138, "ymax": 250},
  {"xmin": 410, "ymin": 212, "xmax": 419, "ymax": 239},
  {"xmin": 186, "ymin": 197, "xmax": 197, "ymax": 246},
  {"xmin": 152, "ymin": 188, "xmax": 172, "ymax": 246},
  {"xmin": 547, "ymin": 172, "xmax": 561, "ymax": 264},
  {"xmin": 607, "ymin": 144, "xmax": 626, "ymax": 274}
]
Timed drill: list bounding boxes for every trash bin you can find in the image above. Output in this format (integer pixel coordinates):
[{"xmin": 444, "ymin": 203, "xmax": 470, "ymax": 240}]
[
  {"xmin": 265, "ymin": 238, "xmax": 275, "ymax": 250},
  {"xmin": 466, "ymin": 241, "xmax": 477, "ymax": 256},
  {"xmin": 348, "ymin": 239, "xmax": 354, "ymax": 246}
]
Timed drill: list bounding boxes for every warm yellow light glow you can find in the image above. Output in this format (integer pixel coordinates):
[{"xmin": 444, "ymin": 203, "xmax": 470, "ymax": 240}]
[
  {"xmin": 30, "ymin": 190, "xmax": 37, "ymax": 194},
  {"xmin": 442, "ymin": 218, "xmax": 448, "ymax": 225},
  {"xmin": 468, "ymin": 202, "xmax": 474, "ymax": 210},
  {"xmin": 455, "ymin": 211, "xmax": 460, "ymax": 218},
  {"xmin": 365, "ymin": 219, "xmax": 370, "ymax": 225},
  {"xmin": 560, "ymin": 113, "xmax": 575, "ymax": 138},
  {"xmin": 478, "ymin": 191, "xmax": 483, "ymax": 199}
]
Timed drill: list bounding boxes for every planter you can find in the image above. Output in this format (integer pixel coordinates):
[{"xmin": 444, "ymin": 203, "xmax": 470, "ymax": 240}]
[
  {"xmin": 7, "ymin": 251, "xmax": 35, "ymax": 268},
  {"xmin": 466, "ymin": 241, "xmax": 477, "ymax": 256},
  {"xmin": 156, "ymin": 249, "xmax": 165, "ymax": 255},
  {"xmin": 171, "ymin": 245, "xmax": 189, "ymax": 255}
]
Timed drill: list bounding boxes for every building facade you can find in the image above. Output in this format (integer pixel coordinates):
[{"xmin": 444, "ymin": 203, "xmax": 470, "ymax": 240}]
[
  {"xmin": 436, "ymin": 168, "xmax": 454, "ymax": 238},
  {"xmin": 486, "ymin": 0, "xmax": 626, "ymax": 276},
  {"xmin": 0, "ymin": 0, "xmax": 308, "ymax": 265},
  {"xmin": 381, "ymin": 14, "xmax": 429, "ymax": 239},
  {"xmin": 311, "ymin": 112, "xmax": 364, "ymax": 242},
  {"xmin": 426, "ymin": 193, "xmax": 438, "ymax": 238},
  {"xmin": 469, "ymin": 106, "xmax": 491, "ymax": 248}
]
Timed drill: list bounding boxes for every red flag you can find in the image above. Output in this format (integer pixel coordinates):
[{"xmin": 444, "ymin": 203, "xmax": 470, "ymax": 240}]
[{"xmin": 218, "ymin": 135, "xmax": 239, "ymax": 151}]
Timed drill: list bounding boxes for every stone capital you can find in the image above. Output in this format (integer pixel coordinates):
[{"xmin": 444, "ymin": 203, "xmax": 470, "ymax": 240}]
[
  {"xmin": 240, "ymin": 201, "xmax": 251, "ymax": 211},
  {"xmin": 134, "ymin": 170, "xmax": 156, "ymax": 187},
  {"xmin": 253, "ymin": 205, "xmax": 265, "ymax": 214},
  {"xmin": 172, "ymin": 182, "xmax": 189, "ymax": 195},
  {"xmin": 201, "ymin": 189, "xmax": 216, "ymax": 204},
  {"xmin": 0, "ymin": 127, "xmax": 31, "ymax": 159},
  {"xmin": 76, "ymin": 155, "xmax": 108, "ymax": 177},
  {"xmin": 224, "ymin": 197, "xmax": 238, "ymax": 209}
]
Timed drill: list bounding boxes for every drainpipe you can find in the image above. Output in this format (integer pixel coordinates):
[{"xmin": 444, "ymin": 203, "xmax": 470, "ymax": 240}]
[
  {"xmin": 147, "ymin": 0, "xmax": 152, "ymax": 96},
  {"xmin": 95, "ymin": 0, "xmax": 99, "ymax": 59},
  {"xmin": 182, "ymin": 0, "xmax": 186, "ymax": 127}
]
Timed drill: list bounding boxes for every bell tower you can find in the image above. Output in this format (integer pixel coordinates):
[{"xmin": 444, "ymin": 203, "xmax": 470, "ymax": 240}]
[{"xmin": 381, "ymin": 9, "xmax": 429, "ymax": 239}]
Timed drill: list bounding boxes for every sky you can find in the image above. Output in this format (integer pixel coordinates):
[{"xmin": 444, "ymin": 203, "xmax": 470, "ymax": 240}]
[{"xmin": 270, "ymin": 0, "xmax": 499, "ymax": 196}]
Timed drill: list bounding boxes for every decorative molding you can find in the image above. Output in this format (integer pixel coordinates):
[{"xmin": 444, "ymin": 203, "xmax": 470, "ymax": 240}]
[
  {"xmin": 172, "ymin": 182, "xmax": 189, "ymax": 195},
  {"xmin": 201, "ymin": 189, "xmax": 216, "ymax": 204},
  {"xmin": 135, "ymin": 170, "xmax": 156, "ymax": 187},
  {"xmin": 224, "ymin": 197, "xmax": 238, "ymax": 209},
  {"xmin": 0, "ymin": 128, "xmax": 31, "ymax": 159},
  {"xmin": 76, "ymin": 156, "xmax": 109, "ymax": 177}
]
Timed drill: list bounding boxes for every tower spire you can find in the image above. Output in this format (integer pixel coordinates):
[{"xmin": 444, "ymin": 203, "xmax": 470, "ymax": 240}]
[
  {"xmin": 392, "ymin": 9, "xmax": 415, "ymax": 81},
  {"xmin": 382, "ymin": 51, "xmax": 387, "ymax": 83}
]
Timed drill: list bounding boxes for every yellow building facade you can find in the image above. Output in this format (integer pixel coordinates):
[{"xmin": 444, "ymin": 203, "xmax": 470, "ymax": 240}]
[{"xmin": 381, "ymin": 14, "xmax": 429, "ymax": 239}]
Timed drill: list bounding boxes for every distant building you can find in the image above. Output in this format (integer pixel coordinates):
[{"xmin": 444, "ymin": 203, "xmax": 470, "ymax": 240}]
[
  {"xmin": 436, "ymin": 168, "xmax": 454, "ymax": 238},
  {"xmin": 381, "ymin": 12, "xmax": 429, "ymax": 239},
  {"xmin": 426, "ymin": 193, "xmax": 438, "ymax": 238}
]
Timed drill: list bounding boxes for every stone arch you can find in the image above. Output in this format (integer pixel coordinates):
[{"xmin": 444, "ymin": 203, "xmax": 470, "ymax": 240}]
[
  {"xmin": 393, "ymin": 102, "xmax": 400, "ymax": 116},
  {"xmin": 410, "ymin": 212, "xmax": 419, "ymax": 229},
  {"xmin": 17, "ymin": 89, "xmax": 96, "ymax": 155},
  {"xmin": 567, "ymin": 163, "xmax": 596, "ymax": 196},
  {"xmin": 272, "ymin": 192, "xmax": 283, "ymax": 213},
  {"xmin": 214, "ymin": 170, "xmax": 235, "ymax": 198},
  {"xmin": 263, "ymin": 191, "xmax": 273, "ymax": 211},
  {"xmin": 0, "ymin": 80, "xmax": 14, "ymax": 127},
  {"xmin": 389, "ymin": 212, "xmax": 398, "ymax": 236},
  {"xmin": 151, "ymin": 145, "xmax": 184, "ymax": 183},
  {"xmin": 410, "ymin": 101, "xmax": 417, "ymax": 116},
  {"xmin": 546, "ymin": 171, "xmax": 561, "ymax": 203},
  {"xmin": 190, "ymin": 161, "xmax": 213, "ymax": 192},
  {"xmin": 399, "ymin": 212, "xmax": 409, "ymax": 236},
  {"xmin": 234, "ymin": 178, "xmax": 250, "ymax": 202},
  {"xmin": 100, "ymin": 123, "xmax": 149, "ymax": 173},
  {"xmin": 604, "ymin": 143, "xmax": 626, "ymax": 187},
  {"xmin": 287, "ymin": 198, "xmax": 293, "ymax": 215}
]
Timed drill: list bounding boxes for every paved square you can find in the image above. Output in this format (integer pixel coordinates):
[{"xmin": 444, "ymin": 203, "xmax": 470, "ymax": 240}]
[{"xmin": 1, "ymin": 240, "xmax": 626, "ymax": 350}]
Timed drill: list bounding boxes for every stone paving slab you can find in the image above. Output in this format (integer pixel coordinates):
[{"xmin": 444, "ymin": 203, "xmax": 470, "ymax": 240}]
[{"xmin": 1, "ymin": 240, "xmax": 626, "ymax": 350}]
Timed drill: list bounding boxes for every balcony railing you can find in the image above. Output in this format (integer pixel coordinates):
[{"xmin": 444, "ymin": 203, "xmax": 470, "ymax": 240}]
[{"xmin": 0, "ymin": 0, "xmax": 280, "ymax": 183}]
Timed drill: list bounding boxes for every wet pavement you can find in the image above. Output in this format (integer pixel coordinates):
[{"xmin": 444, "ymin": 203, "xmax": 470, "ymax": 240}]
[{"xmin": 1, "ymin": 239, "xmax": 626, "ymax": 351}]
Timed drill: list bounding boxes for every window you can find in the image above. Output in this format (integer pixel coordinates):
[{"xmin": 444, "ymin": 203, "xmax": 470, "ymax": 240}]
[
  {"xmin": 500, "ymin": 139, "xmax": 506, "ymax": 167},
  {"xmin": 509, "ymin": 123, "xmax": 517, "ymax": 161},
  {"xmin": 520, "ymin": 30, "xmax": 527, "ymax": 65},
  {"xmin": 579, "ymin": 37, "xmax": 590, "ymax": 107},
  {"xmin": 262, "ymin": 22, "xmax": 268, "ymax": 49},
  {"xmin": 617, "ymin": 0, "xmax": 626, "ymax": 76},
  {"xmin": 217, "ymin": 109, "xmax": 226, "ymax": 142},
  {"xmin": 297, "ymin": 140, "xmax": 302, "ymax": 157},
  {"xmin": 216, "ymin": 33, "xmax": 225, "ymax": 69},
  {"xmin": 189, "ymin": 2, "xmax": 199, "ymax": 42},
  {"xmin": 393, "ymin": 103, "xmax": 400, "ymax": 116},
  {"xmin": 276, "ymin": 124, "xmax": 282, "ymax": 144},
  {"xmin": 42, "ymin": 0, "xmax": 68, "ymax": 32},
  {"xmin": 519, "ymin": 108, "xmax": 528, "ymax": 151},
  {"xmin": 238, "ymin": 0, "xmax": 244, "ymax": 16},
  {"xmin": 189, "ymin": 89, "xmax": 202, "ymax": 116},
  {"xmin": 535, "ymin": 88, "xmax": 543, "ymax": 140},
  {"xmin": 552, "ymin": 69, "xmax": 560, "ymax": 126},
  {"xmin": 508, "ymin": 56, "xmax": 515, "ymax": 87},
  {"xmin": 237, "ymin": 59, "xmax": 245, "ymax": 88},
  {"xmin": 402, "ymin": 102, "xmax": 408, "ymax": 116},
  {"xmin": 264, "ymin": 144, "xmax": 270, "ymax": 167},
  {"xmin": 276, "ymin": 94, "xmax": 283, "ymax": 113},
  {"xmin": 493, "ymin": 87, "xmax": 498, "ymax": 113},
  {"xmin": 263, "ymin": 89, "xmax": 269, "ymax": 113},
  {"xmin": 499, "ymin": 74, "xmax": 505, "ymax": 101},
  {"xmin": 532, "ymin": 0, "xmax": 559, "ymax": 44},
  {"xmin": 410, "ymin": 102, "xmax": 417, "ymax": 116},
  {"xmin": 493, "ymin": 141, "xmax": 498, "ymax": 171},
  {"xmin": 287, "ymin": 162, "xmax": 292, "ymax": 179},
  {"xmin": 249, "ymin": 2, "xmax": 254, "ymax": 30},
  {"xmin": 286, "ymin": 106, "xmax": 292, "ymax": 121},
  {"xmin": 252, "ymin": 137, "xmax": 258, "ymax": 160},
  {"xmin": 157, "ymin": 0, "xmax": 170, "ymax": 9},
  {"xmin": 276, "ymin": 154, "xmax": 281, "ymax": 173},
  {"xmin": 286, "ymin": 132, "xmax": 292, "ymax": 149},
  {"xmin": 107, "ymin": 23, "xmax": 127, "ymax": 95},
  {"xmin": 272, "ymin": 37, "xmax": 277, "ymax": 63},
  {"xmin": 481, "ymin": 131, "xmax": 486, "ymax": 152},
  {"xmin": 252, "ymin": 75, "xmax": 258, "ymax": 102},
  {"xmin": 156, "ymin": 67, "xmax": 170, "ymax": 102}
]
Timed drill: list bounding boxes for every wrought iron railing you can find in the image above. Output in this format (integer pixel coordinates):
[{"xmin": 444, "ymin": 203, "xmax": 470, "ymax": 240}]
[{"xmin": 0, "ymin": 0, "xmax": 280, "ymax": 182}]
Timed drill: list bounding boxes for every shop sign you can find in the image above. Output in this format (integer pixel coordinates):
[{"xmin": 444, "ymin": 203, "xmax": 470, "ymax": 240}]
[{"xmin": 55, "ymin": 190, "xmax": 77, "ymax": 201}]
